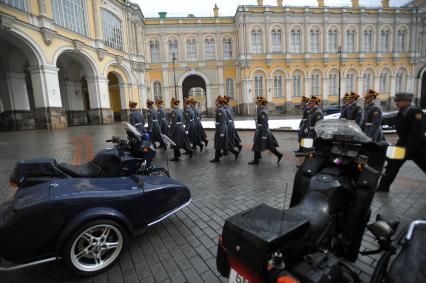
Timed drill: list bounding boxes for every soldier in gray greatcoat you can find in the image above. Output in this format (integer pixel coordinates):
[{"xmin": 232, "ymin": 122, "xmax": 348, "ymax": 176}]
[
  {"xmin": 295, "ymin": 96, "xmax": 310, "ymax": 153},
  {"xmin": 345, "ymin": 92, "xmax": 363, "ymax": 125},
  {"xmin": 184, "ymin": 98, "xmax": 203, "ymax": 152},
  {"xmin": 146, "ymin": 99, "xmax": 166, "ymax": 150},
  {"xmin": 128, "ymin": 101, "xmax": 145, "ymax": 134},
  {"xmin": 361, "ymin": 89, "xmax": 385, "ymax": 142},
  {"xmin": 210, "ymin": 96, "xmax": 239, "ymax": 163},
  {"xmin": 339, "ymin": 93, "xmax": 350, "ymax": 119},
  {"xmin": 306, "ymin": 96, "xmax": 324, "ymax": 139},
  {"xmin": 191, "ymin": 98, "xmax": 208, "ymax": 148},
  {"xmin": 248, "ymin": 97, "xmax": 283, "ymax": 165},
  {"xmin": 168, "ymin": 97, "xmax": 193, "ymax": 161},
  {"xmin": 223, "ymin": 95, "xmax": 242, "ymax": 152},
  {"xmin": 156, "ymin": 99, "xmax": 169, "ymax": 136}
]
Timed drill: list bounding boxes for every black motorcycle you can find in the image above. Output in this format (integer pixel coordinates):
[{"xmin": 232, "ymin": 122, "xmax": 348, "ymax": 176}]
[
  {"xmin": 216, "ymin": 120, "xmax": 413, "ymax": 283},
  {"xmin": 10, "ymin": 122, "xmax": 170, "ymax": 188}
]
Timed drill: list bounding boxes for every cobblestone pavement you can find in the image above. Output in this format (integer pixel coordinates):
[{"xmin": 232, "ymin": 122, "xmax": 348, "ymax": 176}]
[{"xmin": 0, "ymin": 123, "xmax": 425, "ymax": 283}]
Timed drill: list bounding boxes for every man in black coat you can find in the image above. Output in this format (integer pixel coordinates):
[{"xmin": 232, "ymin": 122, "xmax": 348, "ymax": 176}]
[
  {"xmin": 361, "ymin": 89, "xmax": 385, "ymax": 142},
  {"xmin": 191, "ymin": 98, "xmax": 208, "ymax": 148},
  {"xmin": 146, "ymin": 99, "xmax": 166, "ymax": 150},
  {"xmin": 306, "ymin": 96, "xmax": 324, "ymax": 139},
  {"xmin": 377, "ymin": 92, "xmax": 426, "ymax": 192},
  {"xmin": 223, "ymin": 95, "xmax": 242, "ymax": 152},
  {"xmin": 168, "ymin": 98, "xmax": 193, "ymax": 161},
  {"xmin": 210, "ymin": 96, "xmax": 239, "ymax": 163},
  {"xmin": 128, "ymin": 101, "xmax": 145, "ymax": 134},
  {"xmin": 248, "ymin": 96, "xmax": 283, "ymax": 165},
  {"xmin": 345, "ymin": 92, "xmax": 363, "ymax": 125},
  {"xmin": 184, "ymin": 98, "xmax": 203, "ymax": 152},
  {"xmin": 295, "ymin": 96, "xmax": 310, "ymax": 153},
  {"xmin": 340, "ymin": 93, "xmax": 350, "ymax": 119}
]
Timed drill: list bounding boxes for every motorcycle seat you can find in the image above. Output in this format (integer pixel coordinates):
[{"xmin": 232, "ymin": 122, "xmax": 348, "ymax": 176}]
[{"xmin": 58, "ymin": 162, "xmax": 102, "ymax": 178}]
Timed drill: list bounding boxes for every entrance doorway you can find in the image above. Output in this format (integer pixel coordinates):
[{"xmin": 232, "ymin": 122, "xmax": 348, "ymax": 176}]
[
  {"xmin": 421, "ymin": 71, "xmax": 426, "ymax": 109},
  {"xmin": 107, "ymin": 73, "xmax": 122, "ymax": 122},
  {"xmin": 182, "ymin": 75, "xmax": 207, "ymax": 114}
]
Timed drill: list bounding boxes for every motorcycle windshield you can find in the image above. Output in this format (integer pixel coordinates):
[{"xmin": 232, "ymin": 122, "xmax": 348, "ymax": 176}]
[
  {"xmin": 123, "ymin": 122, "xmax": 142, "ymax": 137},
  {"xmin": 315, "ymin": 120, "xmax": 371, "ymax": 143}
]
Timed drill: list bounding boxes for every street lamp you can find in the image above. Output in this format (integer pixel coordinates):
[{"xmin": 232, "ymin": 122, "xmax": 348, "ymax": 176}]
[
  {"xmin": 172, "ymin": 53, "xmax": 178, "ymax": 99},
  {"xmin": 338, "ymin": 46, "xmax": 342, "ymax": 112}
]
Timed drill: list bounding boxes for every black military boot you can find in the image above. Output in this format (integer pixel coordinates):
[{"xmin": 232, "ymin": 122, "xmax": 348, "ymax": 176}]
[
  {"xmin": 248, "ymin": 151, "xmax": 261, "ymax": 165},
  {"xmin": 210, "ymin": 150, "xmax": 221, "ymax": 162},
  {"xmin": 170, "ymin": 149, "xmax": 180, "ymax": 161}
]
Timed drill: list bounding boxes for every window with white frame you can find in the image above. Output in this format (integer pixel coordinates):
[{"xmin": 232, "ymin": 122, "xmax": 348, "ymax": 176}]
[
  {"xmin": 189, "ymin": 87, "xmax": 204, "ymax": 97},
  {"xmin": 310, "ymin": 28, "xmax": 320, "ymax": 53},
  {"xmin": 380, "ymin": 29, "xmax": 390, "ymax": 52},
  {"xmin": 226, "ymin": 78, "xmax": 234, "ymax": 98},
  {"xmin": 273, "ymin": 74, "xmax": 284, "ymax": 97},
  {"xmin": 205, "ymin": 38, "xmax": 215, "ymax": 60},
  {"xmin": 291, "ymin": 28, "xmax": 301, "ymax": 53},
  {"xmin": 311, "ymin": 73, "xmax": 321, "ymax": 97},
  {"xmin": 396, "ymin": 71, "xmax": 406, "ymax": 92},
  {"xmin": 363, "ymin": 28, "xmax": 373, "ymax": 52},
  {"xmin": 379, "ymin": 72, "xmax": 389, "ymax": 93},
  {"xmin": 0, "ymin": 0, "xmax": 26, "ymax": 11},
  {"xmin": 150, "ymin": 39, "xmax": 160, "ymax": 63},
  {"xmin": 346, "ymin": 29, "xmax": 355, "ymax": 52},
  {"xmin": 329, "ymin": 72, "xmax": 338, "ymax": 96},
  {"xmin": 52, "ymin": 0, "xmax": 88, "ymax": 36},
  {"xmin": 272, "ymin": 29, "xmax": 282, "ymax": 53},
  {"xmin": 186, "ymin": 38, "xmax": 197, "ymax": 61},
  {"xmin": 254, "ymin": 75, "xmax": 264, "ymax": 97},
  {"xmin": 328, "ymin": 29, "xmax": 338, "ymax": 53},
  {"xmin": 397, "ymin": 28, "xmax": 407, "ymax": 52},
  {"xmin": 251, "ymin": 28, "xmax": 262, "ymax": 54},
  {"xmin": 346, "ymin": 72, "xmax": 356, "ymax": 92},
  {"xmin": 293, "ymin": 73, "xmax": 302, "ymax": 97},
  {"xmin": 363, "ymin": 72, "xmax": 373, "ymax": 93},
  {"xmin": 223, "ymin": 38, "xmax": 232, "ymax": 59},
  {"xmin": 101, "ymin": 9, "xmax": 124, "ymax": 51},
  {"xmin": 168, "ymin": 38, "xmax": 178, "ymax": 61},
  {"xmin": 153, "ymin": 81, "xmax": 162, "ymax": 101}
]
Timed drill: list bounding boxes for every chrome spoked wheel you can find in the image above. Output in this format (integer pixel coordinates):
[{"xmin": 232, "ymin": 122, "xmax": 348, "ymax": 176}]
[
  {"xmin": 148, "ymin": 167, "xmax": 170, "ymax": 177},
  {"xmin": 70, "ymin": 224, "xmax": 123, "ymax": 273}
]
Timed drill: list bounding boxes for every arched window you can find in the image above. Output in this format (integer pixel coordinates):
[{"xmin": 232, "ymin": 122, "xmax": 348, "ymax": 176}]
[
  {"xmin": 205, "ymin": 38, "xmax": 215, "ymax": 60},
  {"xmin": 53, "ymin": 0, "xmax": 88, "ymax": 36},
  {"xmin": 379, "ymin": 71, "xmax": 390, "ymax": 93},
  {"xmin": 251, "ymin": 28, "xmax": 262, "ymax": 54},
  {"xmin": 292, "ymin": 72, "xmax": 303, "ymax": 97},
  {"xmin": 272, "ymin": 29, "xmax": 282, "ymax": 53},
  {"xmin": 273, "ymin": 74, "xmax": 284, "ymax": 97},
  {"xmin": 153, "ymin": 81, "xmax": 162, "ymax": 101},
  {"xmin": 311, "ymin": 72, "xmax": 321, "ymax": 97},
  {"xmin": 291, "ymin": 28, "xmax": 301, "ymax": 53},
  {"xmin": 150, "ymin": 39, "xmax": 160, "ymax": 63},
  {"xmin": 1, "ymin": 0, "xmax": 27, "ymax": 11},
  {"xmin": 329, "ymin": 71, "xmax": 338, "ymax": 96},
  {"xmin": 346, "ymin": 28, "xmax": 356, "ymax": 52},
  {"xmin": 346, "ymin": 71, "xmax": 356, "ymax": 92},
  {"xmin": 168, "ymin": 38, "xmax": 178, "ymax": 61},
  {"xmin": 363, "ymin": 71, "xmax": 373, "ymax": 93},
  {"xmin": 363, "ymin": 27, "xmax": 373, "ymax": 52},
  {"xmin": 396, "ymin": 70, "xmax": 406, "ymax": 92},
  {"xmin": 310, "ymin": 27, "xmax": 320, "ymax": 53},
  {"xmin": 254, "ymin": 74, "xmax": 264, "ymax": 97},
  {"xmin": 223, "ymin": 38, "xmax": 232, "ymax": 59},
  {"xmin": 397, "ymin": 27, "xmax": 407, "ymax": 52},
  {"xmin": 101, "ymin": 9, "xmax": 124, "ymax": 50},
  {"xmin": 380, "ymin": 28, "xmax": 390, "ymax": 52},
  {"xmin": 226, "ymin": 78, "xmax": 234, "ymax": 98},
  {"xmin": 186, "ymin": 38, "xmax": 197, "ymax": 61},
  {"xmin": 328, "ymin": 28, "xmax": 338, "ymax": 53}
]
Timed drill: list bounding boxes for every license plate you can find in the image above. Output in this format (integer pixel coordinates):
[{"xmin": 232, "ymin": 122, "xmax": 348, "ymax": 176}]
[{"xmin": 229, "ymin": 268, "xmax": 251, "ymax": 283}]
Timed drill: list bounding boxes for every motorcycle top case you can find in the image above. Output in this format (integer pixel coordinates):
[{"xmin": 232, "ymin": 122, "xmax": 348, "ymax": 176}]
[
  {"xmin": 10, "ymin": 159, "xmax": 59, "ymax": 185},
  {"xmin": 221, "ymin": 204, "xmax": 309, "ymax": 273}
]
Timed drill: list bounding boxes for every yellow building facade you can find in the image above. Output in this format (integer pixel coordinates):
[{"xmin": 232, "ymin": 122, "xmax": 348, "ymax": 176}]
[{"xmin": 0, "ymin": 0, "xmax": 425, "ymax": 130}]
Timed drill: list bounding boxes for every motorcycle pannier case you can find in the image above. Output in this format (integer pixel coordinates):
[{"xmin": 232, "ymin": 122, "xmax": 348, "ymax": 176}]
[
  {"xmin": 221, "ymin": 204, "xmax": 309, "ymax": 273},
  {"xmin": 10, "ymin": 159, "xmax": 60, "ymax": 187}
]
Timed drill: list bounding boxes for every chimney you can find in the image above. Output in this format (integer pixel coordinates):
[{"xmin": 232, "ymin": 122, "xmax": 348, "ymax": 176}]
[
  {"xmin": 381, "ymin": 0, "xmax": 389, "ymax": 8},
  {"xmin": 351, "ymin": 0, "xmax": 359, "ymax": 8},
  {"xmin": 257, "ymin": 0, "xmax": 264, "ymax": 6},
  {"xmin": 213, "ymin": 4, "xmax": 219, "ymax": 17},
  {"xmin": 317, "ymin": 0, "xmax": 324, "ymax": 7},
  {"xmin": 277, "ymin": 0, "xmax": 283, "ymax": 7},
  {"xmin": 158, "ymin": 12, "xmax": 167, "ymax": 18}
]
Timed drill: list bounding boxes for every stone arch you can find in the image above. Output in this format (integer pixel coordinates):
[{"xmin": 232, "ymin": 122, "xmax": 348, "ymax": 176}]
[
  {"xmin": 53, "ymin": 47, "xmax": 99, "ymax": 77},
  {"xmin": 105, "ymin": 64, "xmax": 131, "ymax": 122},
  {"xmin": 308, "ymin": 67, "xmax": 325, "ymax": 78},
  {"xmin": 178, "ymin": 70, "xmax": 211, "ymax": 113},
  {"xmin": 270, "ymin": 67, "xmax": 289, "ymax": 79},
  {"xmin": 418, "ymin": 65, "xmax": 426, "ymax": 108},
  {"xmin": 289, "ymin": 66, "xmax": 307, "ymax": 78}
]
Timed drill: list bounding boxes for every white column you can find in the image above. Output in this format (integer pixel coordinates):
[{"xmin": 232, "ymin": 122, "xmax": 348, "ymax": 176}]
[
  {"xmin": 119, "ymin": 83, "xmax": 128, "ymax": 110},
  {"xmin": 407, "ymin": 75, "xmax": 414, "ymax": 93},
  {"xmin": 390, "ymin": 75, "xmax": 396, "ymax": 99},
  {"xmin": 6, "ymin": 72, "xmax": 31, "ymax": 110},
  {"xmin": 305, "ymin": 77, "xmax": 311, "ymax": 97},
  {"xmin": 60, "ymin": 80, "xmax": 85, "ymax": 111},
  {"xmin": 86, "ymin": 76, "xmax": 111, "ymax": 109},
  {"xmin": 267, "ymin": 78, "xmax": 273, "ymax": 102},
  {"xmin": 286, "ymin": 78, "xmax": 292, "ymax": 101},
  {"xmin": 357, "ymin": 77, "xmax": 363, "ymax": 96},
  {"xmin": 374, "ymin": 75, "xmax": 380, "ymax": 93},
  {"xmin": 323, "ymin": 77, "xmax": 329, "ymax": 102},
  {"xmin": 29, "ymin": 65, "xmax": 62, "ymax": 108}
]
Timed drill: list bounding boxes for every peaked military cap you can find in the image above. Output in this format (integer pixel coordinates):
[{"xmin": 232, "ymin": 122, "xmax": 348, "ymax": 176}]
[
  {"xmin": 129, "ymin": 101, "xmax": 138, "ymax": 108},
  {"xmin": 364, "ymin": 89, "xmax": 379, "ymax": 98},
  {"xmin": 394, "ymin": 92, "xmax": 413, "ymax": 101}
]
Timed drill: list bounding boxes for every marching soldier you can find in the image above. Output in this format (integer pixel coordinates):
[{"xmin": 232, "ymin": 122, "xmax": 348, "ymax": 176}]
[
  {"xmin": 210, "ymin": 96, "xmax": 239, "ymax": 163},
  {"xmin": 345, "ymin": 92, "xmax": 362, "ymax": 125},
  {"xmin": 156, "ymin": 99, "xmax": 169, "ymax": 136},
  {"xmin": 128, "ymin": 101, "xmax": 145, "ymax": 134},
  {"xmin": 248, "ymin": 96, "xmax": 283, "ymax": 165},
  {"xmin": 340, "ymin": 93, "xmax": 350, "ymax": 119},
  {"xmin": 377, "ymin": 92, "xmax": 426, "ymax": 192},
  {"xmin": 223, "ymin": 95, "xmax": 242, "ymax": 152},
  {"xmin": 146, "ymin": 99, "xmax": 166, "ymax": 150},
  {"xmin": 184, "ymin": 98, "xmax": 203, "ymax": 152},
  {"xmin": 361, "ymin": 89, "xmax": 385, "ymax": 142},
  {"xmin": 295, "ymin": 96, "xmax": 310, "ymax": 153},
  {"xmin": 191, "ymin": 98, "xmax": 208, "ymax": 148},
  {"xmin": 306, "ymin": 96, "xmax": 324, "ymax": 138},
  {"xmin": 169, "ymin": 97, "xmax": 193, "ymax": 161}
]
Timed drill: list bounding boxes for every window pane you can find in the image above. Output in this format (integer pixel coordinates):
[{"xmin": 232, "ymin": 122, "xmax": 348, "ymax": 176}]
[
  {"xmin": 223, "ymin": 39, "xmax": 232, "ymax": 59},
  {"xmin": 226, "ymin": 79, "xmax": 234, "ymax": 98},
  {"xmin": 168, "ymin": 39, "xmax": 178, "ymax": 61},
  {"xmin": 101, "ymin": 8, "xmax": 124, "ymax": 51},
  {"xmin": 1, "ymin": 0, "xmax": 26, "ymax": 11},
  {"xmin": 52, "ymin": 0, "xmax": 88, "ymax": 36}
]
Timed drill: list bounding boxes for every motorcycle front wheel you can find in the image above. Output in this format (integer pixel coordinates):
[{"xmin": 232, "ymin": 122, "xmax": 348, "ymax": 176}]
[{"xmin": 147, "ymin": 167, "xmax": 170, "ymax": 177}]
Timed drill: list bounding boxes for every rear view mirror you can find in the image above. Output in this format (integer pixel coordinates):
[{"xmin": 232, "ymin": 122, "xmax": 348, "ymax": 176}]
[
  {"xmin": 301, "ymin": 138, "xmax": 314, "ymax": 149},
  {"xmin": 386, "ymin": 146, "xmax": 406, "ymax": 160}
]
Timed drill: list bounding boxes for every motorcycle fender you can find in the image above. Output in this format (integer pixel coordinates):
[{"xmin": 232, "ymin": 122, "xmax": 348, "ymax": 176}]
[
  {"xmin": 301, "ymin": 157, "xmax": 326, "ymax": 176},
  {"xmin": 55, "ymin": 207, "xmax": 135, "ymax": 254}
]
